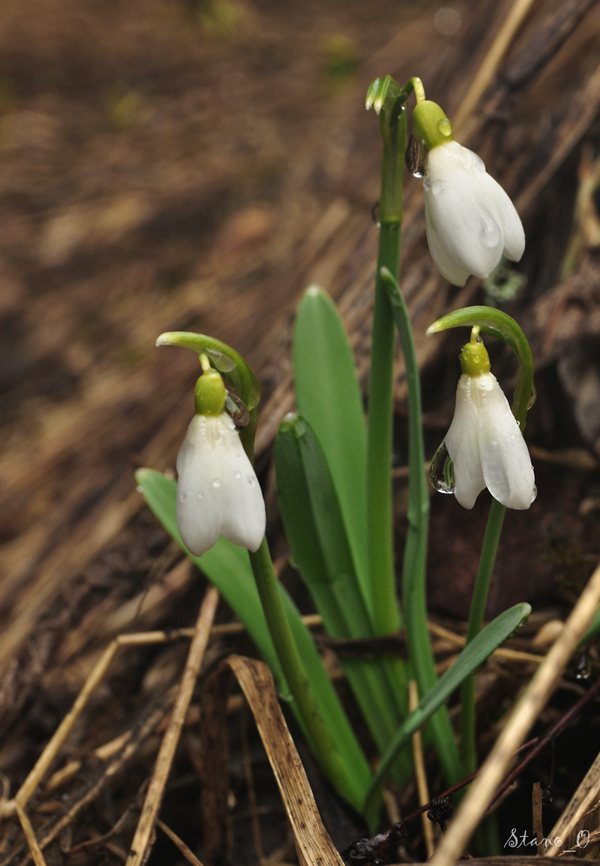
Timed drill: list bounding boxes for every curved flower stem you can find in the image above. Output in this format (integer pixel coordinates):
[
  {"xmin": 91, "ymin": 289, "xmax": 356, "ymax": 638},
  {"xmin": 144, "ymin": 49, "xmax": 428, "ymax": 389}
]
[
  {"xmin": 381, "ymin": 268, "xmax": 462, "ymax": 786},
  {"xmin": 459, "ymin": 497, "xmax": 506, "ymax": 776},
  {"xmin": 248, "ymin": 537, "xmax": 365, "ymax": 810},
  {"xmin": 426, "ymin": 306, "xmax": 534, "ymax": 429}
]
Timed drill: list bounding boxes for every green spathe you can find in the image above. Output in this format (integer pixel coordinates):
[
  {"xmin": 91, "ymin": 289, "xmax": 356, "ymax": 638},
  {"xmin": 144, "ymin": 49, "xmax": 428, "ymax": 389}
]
[{"xmin": 411, "ymin": 100, "xmax": 453, "ymax": 150}]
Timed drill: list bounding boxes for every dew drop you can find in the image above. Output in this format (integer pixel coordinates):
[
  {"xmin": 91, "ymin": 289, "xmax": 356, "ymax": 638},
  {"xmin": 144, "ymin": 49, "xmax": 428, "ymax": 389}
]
[
  {"xmin": 234, "ymin": 471, "xmax": 242, "ymax": 480},
  {"xmin": 430, "ymin": 442, "xmax": 456, "ymax": 494},
  {"xmin": 206, "ymin": 348, "xmax": 235, "ymax": 373},
  {"xmin": 528, "ymin": 384, "xmax": 537, "ymax": 409},
  {"xmin": 371, "ymin": 200, "xmax": 380, "ymax": 226},
  {"xmin": 412, "ymin": 167, "xmax": 424, "ymax": 179},
  {"xmin": 423, "ymin": 177, "xmax": 432, "ymax": 192},
  {"xmin": 212, "ymin": 478, "xmax": 222, "ymax": 488},
  {"xmin": 437, "ymin": 117, "xmax": 452, "ymax": 137},
  {"xmin": 575, "ymin": 651, "xmax": 591, "ymax": 680},
  {"xmin": 136, "ymin": 485, "xmax": 143, "ymax": 493},
  {"xmin": 530, "ymin": 485, "xmax": 537, "ymax": 504},
  {"xmin": 431, "ymin": 180, "xmax": 449, "ymax": 197},
  {"xmin": 480, "ymin": 210, "xmax": 501, "ymax": 249},
  {"xmin": 197, "ymin": 492, "xmax": 204, "ymax": 500},
  {"xmin": 247, "ymin": 475, "xmax": 256, "ymax": 487}
]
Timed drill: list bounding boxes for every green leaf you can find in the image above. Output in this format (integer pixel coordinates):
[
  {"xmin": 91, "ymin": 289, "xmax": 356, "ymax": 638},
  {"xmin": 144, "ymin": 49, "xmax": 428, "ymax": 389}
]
[
  {"xmin": 363, "ymin": 602, "xmax": 532, "ymax": 825},
  {"xmin": 293, "ymin": 286, "xmax": 371, "ymax": 615},
  {"xmin": 276, "ymin": 414, "xmax": 404, "ymax": 758},
  {"xmin": 135, "ymin": 468, "xmax": 372, "ymax": 811}
]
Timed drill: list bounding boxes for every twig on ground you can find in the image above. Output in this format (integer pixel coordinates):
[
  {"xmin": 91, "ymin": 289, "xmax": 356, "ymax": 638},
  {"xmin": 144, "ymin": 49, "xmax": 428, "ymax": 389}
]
[{"xmin": 126, "ymin": 585, "xmax": 220, "ymax": 866}]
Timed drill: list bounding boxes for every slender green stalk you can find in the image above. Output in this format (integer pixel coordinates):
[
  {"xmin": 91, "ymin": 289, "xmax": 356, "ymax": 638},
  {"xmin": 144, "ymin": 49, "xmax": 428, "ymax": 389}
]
[
  {"xmin": 381, "ymin": 268, "xmax": 462, "ymax": 786},
  {"xmin": 248, "ymin": 537, "xmax": 364, "ymax": 809},
  {"xmin": 460, "ymin": 497, "xmax": 506, "ymax": 775},
  {"xmin": 367, "ymin": 93, "xmax": 406, "ymax": 638}
]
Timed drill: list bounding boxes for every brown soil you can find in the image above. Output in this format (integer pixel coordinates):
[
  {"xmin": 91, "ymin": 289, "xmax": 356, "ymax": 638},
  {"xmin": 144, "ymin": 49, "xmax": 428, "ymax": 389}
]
[{"xmin": 1, "ymin": 0, "xmax": 600, "ymax": 863}]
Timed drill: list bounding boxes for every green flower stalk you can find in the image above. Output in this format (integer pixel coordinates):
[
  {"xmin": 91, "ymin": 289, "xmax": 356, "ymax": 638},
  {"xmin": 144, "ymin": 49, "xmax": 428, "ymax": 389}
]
[
  {"xmin": 367, "ymin": 77, "xmax": 462, "ymax": 786},
  {"xmin": 428, "ymin": 309, "xmax": 535, "ymax": 779}
]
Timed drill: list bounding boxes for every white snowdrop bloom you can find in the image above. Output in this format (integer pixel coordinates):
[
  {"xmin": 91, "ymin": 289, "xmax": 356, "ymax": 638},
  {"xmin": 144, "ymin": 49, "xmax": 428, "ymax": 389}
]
[
  {"xmin": 176, "ymin": 412, "xmax": 266, "ymax": 556},
  {"xmin": 423, "ymin": 141, "xmax": 525, "ymax": 286},
  {"xmin": 443, "ymin": 336, "xmax": 535, "ymax": 510},
  {"xmin": 411, "ymin": 99, "xmax": 525, "ymax": 287}
]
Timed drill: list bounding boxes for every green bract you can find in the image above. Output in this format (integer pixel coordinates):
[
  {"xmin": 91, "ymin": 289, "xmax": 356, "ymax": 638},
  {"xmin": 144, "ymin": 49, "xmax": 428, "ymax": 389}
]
[{"xmin": 156, "ymin": 331, "xmax": 260, "ymax": 458}]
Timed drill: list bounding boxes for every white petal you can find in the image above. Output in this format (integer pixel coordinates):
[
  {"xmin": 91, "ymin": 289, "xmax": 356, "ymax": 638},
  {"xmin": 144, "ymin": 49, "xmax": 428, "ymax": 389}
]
[
  {"xmin": 445, "ymin": 375, "xmax": 486, "ymax": 509},
  {"xmin": 425, "ymin": 208, "xmax": 471, "ymax": 286},
  {"xmin": 475, "ymin": 374, "xmax": 535, "ymax": 509},
  {"xmin": 176, "ymin": 415, "xmax": 224, "ymax": 556},
  {"xmin": 176, "ymin": 413, "xmax": 266, "ymax": 556},
  {"xmin": 217, "ymin": 419, "xmax": 266, "ymax": 551},
  {"xmin": 424, "ymin": 141, "xmax": 524, "ymax": 281}
]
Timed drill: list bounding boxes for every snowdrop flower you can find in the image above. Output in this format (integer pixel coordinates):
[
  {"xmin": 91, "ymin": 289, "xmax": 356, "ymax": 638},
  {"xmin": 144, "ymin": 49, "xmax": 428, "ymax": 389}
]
[
  {"xmin": 441, "ymin": 331, "xmax": 535, "ymax": 510},
  {"xmin": 412, "ymin": 100, "xmax": 525, "ymax": 286},
  {"xmin": 176, "ymin": 356, "xmax": 265, "ymax": 557}
]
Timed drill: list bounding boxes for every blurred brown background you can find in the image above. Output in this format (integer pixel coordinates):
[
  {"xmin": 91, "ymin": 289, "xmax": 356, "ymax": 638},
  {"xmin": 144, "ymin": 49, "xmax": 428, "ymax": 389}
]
[{"xmin": 0, "ymin": 1, "xmax": 600, "ymax": 857}]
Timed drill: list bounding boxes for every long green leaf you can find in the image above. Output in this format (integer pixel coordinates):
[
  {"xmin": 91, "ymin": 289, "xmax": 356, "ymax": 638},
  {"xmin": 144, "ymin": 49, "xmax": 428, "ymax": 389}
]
[
  {"xmin": 293, "ymin": 286, "xmax": 371, "ymax": 615},
  {"xmin": 381, "ymin": 266, "xmax": 462, "ymax": 786},
  {"xmin": 135, "ymin": 468, "xmax": 372, "ymax": 811},
  {"xmin": 363, "ymin": 602, "xmax": 532, "ymax": 826},
  {"xmin": 275, "ymin": 414, "xmax": 403, "ymax": 759}
]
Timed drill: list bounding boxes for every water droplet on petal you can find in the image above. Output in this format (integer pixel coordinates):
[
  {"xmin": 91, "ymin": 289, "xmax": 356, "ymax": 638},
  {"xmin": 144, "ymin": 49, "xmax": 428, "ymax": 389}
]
[
  {"xmin": 430, "ymin": 442, "xmax": 456, "ymax": 494},
  {"xmin": 234, "ymin": 471, "xmax": 242, "ymax": 479},
  {"xmin": 437, "ymin": 117, "xmax": 452, "ymax": 137},
  {"xmin": 136, "ymin": 485, "xmax": 143, "ymax": 493},
  {"xmin": 431, "ymin": 179, "xmax": 449, "ymax": 197},
  {"xmin": 530, "ymin": 485, "xmax": 537, "ymax": 504},
  {"xmin": 247, "ymin": 475, "xmax": 256, "ymax": 487},
  {"xmin": 197, "ymin": 492, "xmax": 204, "ymax": 500},
  {"xmin": 212, "ymin": 478, "xmax": 222, "ymax": 488},
  {"xmin": 412, "ymin": 166, "xmax": 424, "ymax": 178},
  {"xmin": 480, "ymin": 210, "xmax": 501, "ymax": 249},
  {"xmin": 423, "ymin": 177, "xmax": 432, "ymax": 192},
  {"xmin": 528, "ymin": 384, "xmax": 537, "ymax": 409}
]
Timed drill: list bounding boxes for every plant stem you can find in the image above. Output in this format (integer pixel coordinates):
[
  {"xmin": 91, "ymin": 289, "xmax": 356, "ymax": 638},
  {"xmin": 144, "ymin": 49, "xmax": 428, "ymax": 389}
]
[
  {"xmin": 248, "ymin": 537, "xmax": 364, "ymax": 809},
  {"xmin": 460, "ymin": 497, "xmax": 506, "ymax": 775},
  {"xmin": 367, "ymin": 100, "xmax": 405, "ymax": 638},
  {"xmin": 381, "ymin": 268, "xmax": 462, "ymax": 786}
]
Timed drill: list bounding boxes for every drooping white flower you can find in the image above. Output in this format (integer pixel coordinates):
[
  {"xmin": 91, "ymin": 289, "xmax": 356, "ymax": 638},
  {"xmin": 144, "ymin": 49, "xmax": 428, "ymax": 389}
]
[
  {"xmin": 423, "ymin": 141, "xmax": 525, "ymax": 286},
  {"xmin": 176, "ymin": 412, "xmax": 266, "ymax": 556},
  {"xmin": 411, "ymin": 99, "xmax": 525, "ymax": 287},
  {"xmin": 442, "ymin": 334, "xmax": 535, "ymax": 510}
]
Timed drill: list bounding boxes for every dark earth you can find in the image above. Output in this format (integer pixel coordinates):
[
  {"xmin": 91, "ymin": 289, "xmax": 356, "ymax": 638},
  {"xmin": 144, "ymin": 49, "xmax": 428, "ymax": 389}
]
[{"xmin": 1, "ymin": 0, "xmax": 600, "ymax": 863}]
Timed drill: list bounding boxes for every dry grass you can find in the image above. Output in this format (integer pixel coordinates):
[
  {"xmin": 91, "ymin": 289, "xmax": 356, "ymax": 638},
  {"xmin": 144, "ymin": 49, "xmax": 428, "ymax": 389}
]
[{"xmin": 1, "ymin": 0, "xmax": 600, "ymax": 863}]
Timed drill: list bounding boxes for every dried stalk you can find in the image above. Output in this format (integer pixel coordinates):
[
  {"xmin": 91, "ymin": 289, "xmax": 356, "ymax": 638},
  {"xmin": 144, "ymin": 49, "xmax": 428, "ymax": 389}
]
[{"xmin": 126, "ymin": 585, "xmax": 219, "ymax": 866}]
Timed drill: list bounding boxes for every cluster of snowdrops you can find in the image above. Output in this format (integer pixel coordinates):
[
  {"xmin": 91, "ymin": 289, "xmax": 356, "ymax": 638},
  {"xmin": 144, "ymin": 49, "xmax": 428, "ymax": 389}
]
[{"xmin": 138, "ymin": 77, "xmax": 537, "ymax": 824}]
